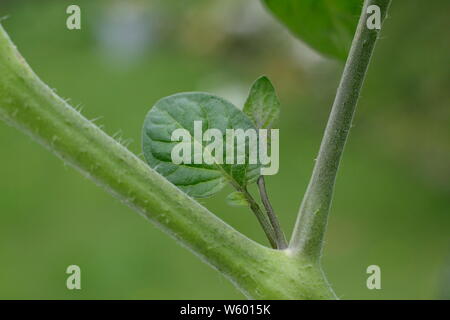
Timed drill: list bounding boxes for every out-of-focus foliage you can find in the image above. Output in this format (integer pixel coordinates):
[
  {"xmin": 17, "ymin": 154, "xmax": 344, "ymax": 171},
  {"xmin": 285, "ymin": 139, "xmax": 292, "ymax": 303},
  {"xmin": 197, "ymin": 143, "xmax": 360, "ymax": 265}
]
[
  {"xmin": 262, "ymin": 0, "xmax": 362, "ymax": 60},
  {"xmin": 0, "ymin": 0, "xmax": 448, "ymax": 299}
]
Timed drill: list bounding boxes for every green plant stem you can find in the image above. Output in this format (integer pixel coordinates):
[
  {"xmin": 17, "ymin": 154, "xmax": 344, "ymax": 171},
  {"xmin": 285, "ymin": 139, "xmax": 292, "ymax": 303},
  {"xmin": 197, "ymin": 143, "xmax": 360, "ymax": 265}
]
[
  {"xmin": 257, "ymin": 176, "xmax": 288, "ymax": 249},
  {"xmin": 0, "ymin": 24, "xmax": 337, "ymax": 299},
  {"xmin": 290, "ymin": 0, "xmax": 391, "ymax": 260}
]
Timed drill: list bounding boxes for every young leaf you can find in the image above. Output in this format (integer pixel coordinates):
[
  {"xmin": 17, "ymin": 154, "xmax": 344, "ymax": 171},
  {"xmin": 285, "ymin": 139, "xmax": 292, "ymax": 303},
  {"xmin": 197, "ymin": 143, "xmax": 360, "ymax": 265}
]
[
  {"xmin": 261, "ymin": 0, "xmax": 362, "ymax": 60},
  {"xmin": 142, "ymin": 92, "xmax": 261, "ymax": 198},
  {"xmin": 226, "ymin": 191, "xmax": 249, "ymax": 207},
  {"xmin": 243, "ymin": 76, "xmax": 280, "ymax": 129}
]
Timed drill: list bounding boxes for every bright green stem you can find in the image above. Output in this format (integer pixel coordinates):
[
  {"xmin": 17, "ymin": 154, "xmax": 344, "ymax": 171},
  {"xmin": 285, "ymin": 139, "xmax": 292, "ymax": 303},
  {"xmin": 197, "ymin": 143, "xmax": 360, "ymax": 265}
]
[
  {"xmin": 0, "ymin": 25, "xmax": 335, "ymax": 299},
  {"xmin": 290, "ymin": 0, "xmax": 391, "ymax": 260}
]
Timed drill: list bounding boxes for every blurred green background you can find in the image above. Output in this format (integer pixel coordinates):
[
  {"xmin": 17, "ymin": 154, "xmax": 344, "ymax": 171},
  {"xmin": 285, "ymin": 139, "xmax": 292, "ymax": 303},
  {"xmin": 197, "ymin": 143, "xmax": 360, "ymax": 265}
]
[{"xmin": 0, "ymin": 0, "xmax": 449, "ymax": 299}]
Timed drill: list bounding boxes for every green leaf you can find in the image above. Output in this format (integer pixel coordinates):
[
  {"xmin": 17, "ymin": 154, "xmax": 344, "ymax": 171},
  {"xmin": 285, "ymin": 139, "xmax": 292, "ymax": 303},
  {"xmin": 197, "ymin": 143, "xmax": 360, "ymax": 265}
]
[
  {"xmin": 142, "ymin": 92, "xmax": 261, "ymax": 198},
  {"xmin": 226, "ymin": 191, "xmax": 249, "ymax": 207},
  {"xmin": 243, "ymin": 76, "xmax": 280, "ymax": 129},
  {"xmin": 261, "ymin": 0, "xmax": 362, "ymax": 60}
]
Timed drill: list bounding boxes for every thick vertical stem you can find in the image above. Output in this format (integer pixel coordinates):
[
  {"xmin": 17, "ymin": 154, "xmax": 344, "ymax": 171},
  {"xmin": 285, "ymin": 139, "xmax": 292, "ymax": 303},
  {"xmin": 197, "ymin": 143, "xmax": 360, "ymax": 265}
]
[{"xmin": 290, "ymin": 0, "xmax": 391, "ymax": 260}]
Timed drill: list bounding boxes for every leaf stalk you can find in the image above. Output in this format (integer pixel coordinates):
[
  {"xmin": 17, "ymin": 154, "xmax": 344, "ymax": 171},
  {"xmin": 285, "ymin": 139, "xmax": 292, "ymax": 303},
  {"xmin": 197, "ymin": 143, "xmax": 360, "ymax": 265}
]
[
  {"xmin": 257, "ymin": 176, "xmax": 288, "ymax": 249},
  {"xmin": 241, "ymin": 187, "xmax": 278, "ymax": 249}
]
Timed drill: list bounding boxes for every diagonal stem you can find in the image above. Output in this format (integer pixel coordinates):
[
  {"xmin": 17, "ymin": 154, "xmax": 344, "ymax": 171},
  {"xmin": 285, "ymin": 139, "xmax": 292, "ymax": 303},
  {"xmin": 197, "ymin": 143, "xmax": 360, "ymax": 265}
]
[
  {"xmin": 0, "ymin": 23, "xmax": 263, "ymax": 289},
  {"xmin": 289, "ymin": 0, "xmax": 391, "ymax": 260}
]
